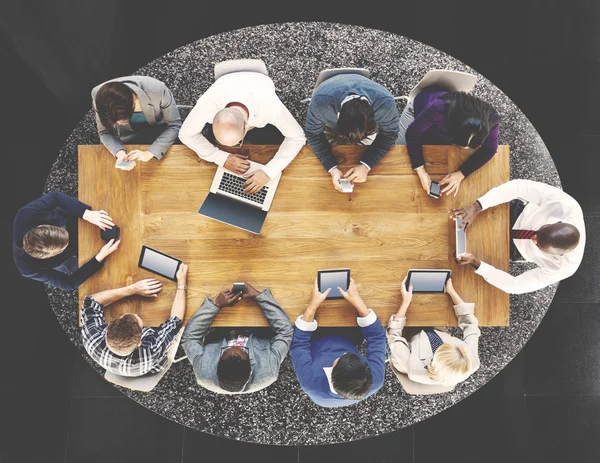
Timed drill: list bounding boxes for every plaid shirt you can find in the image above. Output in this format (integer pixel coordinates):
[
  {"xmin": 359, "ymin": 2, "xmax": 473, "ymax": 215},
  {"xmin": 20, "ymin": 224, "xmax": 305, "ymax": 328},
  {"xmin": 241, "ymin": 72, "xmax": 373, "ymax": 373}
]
[{"xmin": 81, "ymin": 296, "xmax": 182, "ymax": 377}]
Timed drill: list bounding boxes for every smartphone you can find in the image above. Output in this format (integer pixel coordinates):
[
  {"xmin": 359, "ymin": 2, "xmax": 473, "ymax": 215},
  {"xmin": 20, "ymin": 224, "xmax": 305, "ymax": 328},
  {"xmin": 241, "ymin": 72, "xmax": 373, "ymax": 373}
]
[
  {"xmin": 232, "ymin": 282, "xmax": 246, "ymax": 295},
  {"xmin": 429, "ymin": 181, "xmax": 441, "ymax": 198},
  {"xmin": 116, "ymin": 160, "xmax": 135, "ymax": 170},
  {"xmin": 456, "ymin": 218, "xmax": 467, "ymax": 256},
  {"xmin": 340, "ymin": 179, "xmax": 354, "ymax": 193}
]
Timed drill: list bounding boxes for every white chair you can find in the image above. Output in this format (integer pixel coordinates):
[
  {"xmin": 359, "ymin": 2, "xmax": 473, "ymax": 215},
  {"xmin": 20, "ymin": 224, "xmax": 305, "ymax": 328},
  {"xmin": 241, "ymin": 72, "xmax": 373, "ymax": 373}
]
[
  {"xmin": 214, "ymin": 59, "xmax": 269, "ymax": 81},
  {"xmin": 301, "ymin": 67, "xmax": 371, "ymax": 103},
  {"xmin": 103, "ymin": 330, "xmax": 187, "ymax": 392},
  {"xmin": 403, "ymin": 69, "xmax": 478, "ymax": 105}
]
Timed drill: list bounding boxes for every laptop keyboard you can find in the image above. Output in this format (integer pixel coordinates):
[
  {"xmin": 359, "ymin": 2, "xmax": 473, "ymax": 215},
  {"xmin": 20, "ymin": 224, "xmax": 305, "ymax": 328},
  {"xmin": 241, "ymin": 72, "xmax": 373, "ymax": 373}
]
[{"xmin": 218, "ymin": 172, "xmax": 269, "ymax": 205}]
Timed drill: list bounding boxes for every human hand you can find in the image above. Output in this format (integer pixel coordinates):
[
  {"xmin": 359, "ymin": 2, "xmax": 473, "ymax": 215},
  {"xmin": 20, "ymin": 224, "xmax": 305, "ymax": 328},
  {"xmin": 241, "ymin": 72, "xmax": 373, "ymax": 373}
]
[
  {"xmin": 82, "ymin": 209, "xmax": 114, "ymax": 230},
  {"xmin": 115, "ymin": 150, "xmax": 135, "ymax": 171},
  {"xmin": 415, "ymin": 166, "xmax": 431, "ymax": 193},
  {"xmin": 127, "ymin": 150, "xmax": 154, "ymax": 162},
  {"xmin": 338, "ymin": 278, "xmax": 369, "ymax": 314},
  {"xmin": 242, "ymin": 170, "xmax": 270, "ymax": 194},
  {"xmin": 445, "ymin": 278, "xmax": 465, "ymax": 305},
  {"xmin": 241, "ymin": 283, "xmax": 261, "ymax": 300},
  {"xmin": 455, "ymin": 252, "xmax": 481, "ymax": 269},
  {"xmin": 440, "ymin": 171, "xmax": 465, "ymax": 197},
  {"xmin": 400, "ymin": 275, "xmax": 413, "ymax": 306},
  {"xmin": 449, "ymin": 201, "xmax": 483, "ymax": 231},
  {"xmin": 330, "ymin": 167, "xmax": 343, "ymax": 192},
  {"xmin": 224, "ymin": 153, "xmax": 251, "ymax": 174},
  {"xmin": 130, "ymin": 278, "xmax": 163, "ymax": 298},
  {"xmin": 308, "ymin": 277, "xmax": 331, "ymax": 310},
  {"xmin": 176, "ymin": 263, "xmax": 188, "ymax": 284},
  {"xmin": 344, "ymin": 164, "xmax": 369, "ymax": 183},
  {"xmin": 95, "ymin": 238, "xmax": 120, "ymax": 262},
  {"xmin": 214, "ymin": 290, "xmax": 243, "ymax": 309},
  {"xmin": 397, "ymin": 276, "xmax": 413, "ymax": 318}
]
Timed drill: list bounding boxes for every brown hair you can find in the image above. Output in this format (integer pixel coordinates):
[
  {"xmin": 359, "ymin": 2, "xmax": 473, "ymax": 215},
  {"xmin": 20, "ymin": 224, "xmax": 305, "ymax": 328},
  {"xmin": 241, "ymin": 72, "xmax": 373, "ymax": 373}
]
[
  {"xmin": 22, "ymin": 225, "xmax": 69, "ymax": 259},
  {"xmin": 95, "ymin": 82, "xmax": 135, "ymax": 130},
  {"xmin": 106, "ymin": 314, "xmax": 142, "ymax": 355}
]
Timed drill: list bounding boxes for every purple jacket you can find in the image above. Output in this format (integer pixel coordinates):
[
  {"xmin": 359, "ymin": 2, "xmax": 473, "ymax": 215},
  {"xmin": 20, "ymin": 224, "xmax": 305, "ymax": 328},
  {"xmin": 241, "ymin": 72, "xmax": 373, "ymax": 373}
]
[{"xmin": 406, "ymin": 90, "xmax": 500, "ymax": 177}]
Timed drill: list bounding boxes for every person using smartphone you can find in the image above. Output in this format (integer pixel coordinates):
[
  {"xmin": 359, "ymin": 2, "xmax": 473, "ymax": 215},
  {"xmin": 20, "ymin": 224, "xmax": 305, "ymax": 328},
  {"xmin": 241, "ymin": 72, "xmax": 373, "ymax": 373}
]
[
  {"xmin": 13, "ymin": 192, "xmax": 120, "ymax": 290},
  {"xmin": 397, "ymin": 89, "xmax": 500, "ymax": 197},
  {"xmin": 92, "ymin": 76, "xmax": 182, "ymax": 171},
  {"xmin": 181, "ymin": 282, "xmax": 293, "ymax": 394},
  {"xmin": 386, "ymin": 276, "xmax": 481, "ymax": 394}
]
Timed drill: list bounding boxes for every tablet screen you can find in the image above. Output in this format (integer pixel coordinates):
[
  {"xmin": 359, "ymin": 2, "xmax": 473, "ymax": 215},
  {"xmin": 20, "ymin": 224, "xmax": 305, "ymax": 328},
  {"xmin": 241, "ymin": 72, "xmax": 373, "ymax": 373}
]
[
  {"xmin": 456, "ymin": 218, "xmax": 467, "ymax": 255},
  {"xmin": 408, "ymin": 270, "xmax": 450, "ymax": 293},
  {"xmin": 139, "ymin": 246, "xmax": 180, "ymax": 280},
  {"xmin": 319, "ymin": 269, "xmax": 350, "ymax": 299}
]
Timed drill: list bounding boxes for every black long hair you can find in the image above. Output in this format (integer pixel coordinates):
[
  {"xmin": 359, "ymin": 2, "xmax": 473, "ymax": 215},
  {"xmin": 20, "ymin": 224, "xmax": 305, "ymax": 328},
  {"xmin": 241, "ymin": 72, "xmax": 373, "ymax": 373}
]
[{"xmin": 439, "ymin": 91, "xmax": 499, "ymax": 149}]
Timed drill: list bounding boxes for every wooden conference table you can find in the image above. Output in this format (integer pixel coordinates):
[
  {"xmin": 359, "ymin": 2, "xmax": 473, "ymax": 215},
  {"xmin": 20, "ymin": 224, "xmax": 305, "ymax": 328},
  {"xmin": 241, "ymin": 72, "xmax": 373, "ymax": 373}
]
[{"xmin": 78, "ymin": 144, "xmax": 509, "ymax": 327}]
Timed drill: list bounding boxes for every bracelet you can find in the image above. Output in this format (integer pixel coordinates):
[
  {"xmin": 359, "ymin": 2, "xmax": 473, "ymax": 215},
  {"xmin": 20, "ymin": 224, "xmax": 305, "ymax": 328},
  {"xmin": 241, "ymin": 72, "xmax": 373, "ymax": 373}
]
[{"xmin": 177, "ymin": 285, "xmax": 187, "ymax": 291}]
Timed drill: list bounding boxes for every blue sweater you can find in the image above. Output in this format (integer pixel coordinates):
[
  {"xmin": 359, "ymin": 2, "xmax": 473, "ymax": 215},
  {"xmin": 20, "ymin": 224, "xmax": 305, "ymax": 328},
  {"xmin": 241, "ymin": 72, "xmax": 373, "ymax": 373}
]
[
  {"xmin": 290, "ymin": 319, "xmax": 387, "ymax": 408},
  {"xmin": 305, "ymin": 74, "xmax": 399, "ymax": 172}
]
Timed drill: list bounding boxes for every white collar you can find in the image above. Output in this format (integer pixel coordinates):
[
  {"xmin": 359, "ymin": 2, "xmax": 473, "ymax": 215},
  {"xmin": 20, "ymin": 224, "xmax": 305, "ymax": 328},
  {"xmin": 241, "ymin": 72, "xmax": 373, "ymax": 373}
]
[
  {"xmin": 323, "ymin": 367, "xmax": 339, "ymax": 395},
  {"xmin": 341, "ymin": 94, "xmax": 369, "ymax": 107}
]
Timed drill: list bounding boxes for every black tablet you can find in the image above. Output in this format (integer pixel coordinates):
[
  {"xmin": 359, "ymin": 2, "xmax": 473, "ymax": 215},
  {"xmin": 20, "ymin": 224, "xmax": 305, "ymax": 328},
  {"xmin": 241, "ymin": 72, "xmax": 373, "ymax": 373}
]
[
  {"xmin": 318, "ymin": 268, "xmax": 350, "ymax": 299},
  {"xmin": 138, "ymin": 245, "xmax": 182, "ymax": 281},
  {"xmin": 406, "ymin": 269, "xmax": 451, "ymax": 293}
]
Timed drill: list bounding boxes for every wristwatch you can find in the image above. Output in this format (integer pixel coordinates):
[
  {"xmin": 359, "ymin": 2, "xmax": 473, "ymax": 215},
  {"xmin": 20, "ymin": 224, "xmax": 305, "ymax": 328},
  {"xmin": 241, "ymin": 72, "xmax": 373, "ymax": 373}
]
[{"xmin": 177, "ymin": 285, "xmax": 187, "ymax": 291}]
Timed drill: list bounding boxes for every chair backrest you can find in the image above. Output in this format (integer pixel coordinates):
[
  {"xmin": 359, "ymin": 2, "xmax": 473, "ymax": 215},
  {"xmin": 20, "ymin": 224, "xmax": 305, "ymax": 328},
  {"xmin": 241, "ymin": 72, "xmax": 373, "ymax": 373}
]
[
  {"xmin": 408, "ymin": 69, "xmax": 478, "ymax": 104},
  {"xmin": 393, "ymin": 368, "xmax": 456, "ymax": 395},
  {"xmin": 214, "ymin": 59, "xmax": 269, "ymax": 81},
  {"xmin": 103, "ymin": 330, "xmax": 184, "ymax": 392},
  {"xmin": 312, "ymin": 68, "xmax": 371, "ymax": 94}
]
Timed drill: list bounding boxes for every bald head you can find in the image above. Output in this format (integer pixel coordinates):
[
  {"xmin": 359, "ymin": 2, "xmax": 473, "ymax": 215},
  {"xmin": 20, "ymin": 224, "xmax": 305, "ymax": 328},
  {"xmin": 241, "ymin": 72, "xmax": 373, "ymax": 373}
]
[
  {"xmin": 213, "ymin": 107, "xmax": 245, "ymax": 146},
  {"xmin": 536, "ymin": 222, "xmax": 580, "ymax": 255}
]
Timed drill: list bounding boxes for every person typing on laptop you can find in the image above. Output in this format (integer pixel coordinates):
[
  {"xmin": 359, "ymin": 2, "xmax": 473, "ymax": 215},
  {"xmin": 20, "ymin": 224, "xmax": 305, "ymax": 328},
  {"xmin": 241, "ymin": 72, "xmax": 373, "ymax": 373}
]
[
  {"xmin": 181, "ymin": 283, "xmax": 294, "ymax": 394},
  {"xmin": 450, "ymin": 179, "xmax": 585, "ymax": 294},
  {"xmin": 179, "ymin": 71, "xmax": 306, "ymax": 194}
]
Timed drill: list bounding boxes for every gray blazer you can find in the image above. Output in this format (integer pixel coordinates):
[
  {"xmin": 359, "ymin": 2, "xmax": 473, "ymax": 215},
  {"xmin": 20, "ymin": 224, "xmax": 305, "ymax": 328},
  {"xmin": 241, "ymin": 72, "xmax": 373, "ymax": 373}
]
[
  {"xmin": 91, "ymin": 76, "xmax": 182, "ymax": 160},
  {"xmin": 181, "ymin": 289, "xmax": 294, "ymax": 395}
]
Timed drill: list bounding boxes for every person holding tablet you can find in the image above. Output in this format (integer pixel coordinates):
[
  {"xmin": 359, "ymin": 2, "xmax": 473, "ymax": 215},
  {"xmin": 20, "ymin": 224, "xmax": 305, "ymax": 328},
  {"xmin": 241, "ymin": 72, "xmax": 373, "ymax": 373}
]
[
  {"xmin": 290, "ymin": 278, "xmax": 386, "ymax": 407},
  {"xmin": 387, "ymin": 276, "xmax": 481, "ymax": 394},
  {"xmin": 305, "ymin": 74, "xmax": 399, "ymax": 192},
  {"xmin": 181, "ymin": 283, "xmax": 293, "ymax": 394},
  {"xmin": 81, "ymin": 264, "xmax": 188, "ymax": 377},
  {"xmin": 13, "ymin": 192, "xmax": 120, "ymax": 290},
  {"xmin": 92, "ymin": 76, "xmax": 182, "ymax": 170},
  {"xmin": 451, "ymin": 179, "xmax": 585, "ymax": 294},
  {"xmin": 397, "ymin": 90, "xmax": 500, "ymax": 197}
]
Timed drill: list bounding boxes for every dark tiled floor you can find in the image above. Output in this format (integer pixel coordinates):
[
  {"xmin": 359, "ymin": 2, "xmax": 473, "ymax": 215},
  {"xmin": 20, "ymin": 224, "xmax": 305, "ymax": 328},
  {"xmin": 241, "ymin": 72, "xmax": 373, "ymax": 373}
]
[{"xmin": 3, "ymin": 1, "xmax": 600, "ymax": 462}]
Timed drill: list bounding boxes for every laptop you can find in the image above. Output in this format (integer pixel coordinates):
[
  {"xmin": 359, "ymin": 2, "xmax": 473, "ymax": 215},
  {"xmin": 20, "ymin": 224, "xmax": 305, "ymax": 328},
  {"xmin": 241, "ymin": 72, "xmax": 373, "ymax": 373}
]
[{"xmin": 198, "ymin": 160, "xmax": 282, "ymax": 234}]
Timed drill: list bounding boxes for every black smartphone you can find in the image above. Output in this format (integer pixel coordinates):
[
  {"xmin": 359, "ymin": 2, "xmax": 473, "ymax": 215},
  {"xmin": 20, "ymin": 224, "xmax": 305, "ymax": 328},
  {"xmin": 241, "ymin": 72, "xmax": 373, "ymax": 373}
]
[
  {"xmin": 232, "ymin": 282, "xmax": 246, "ymax": 295},
  {"xmin": 100, "ymin": 225, "xmax": 120, "ymax": 241},
  {"xmin": 429, "ymin": 181, "xmax": 441, "ymax": 198}
]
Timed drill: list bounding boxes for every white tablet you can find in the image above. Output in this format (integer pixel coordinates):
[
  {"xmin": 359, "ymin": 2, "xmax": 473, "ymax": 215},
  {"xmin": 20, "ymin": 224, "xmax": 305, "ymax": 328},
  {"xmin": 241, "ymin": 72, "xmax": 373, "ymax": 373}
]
[
  {"xmin": 406, "ymin": 269, "xmax": 451, "ymax": 293},
  {"xmin": 456, "ymin": 217, "xmax": 467, "ymax": 256},
  {"xmin": 138, "ymin": 245, "xmax": 182, "ymax": 281}
]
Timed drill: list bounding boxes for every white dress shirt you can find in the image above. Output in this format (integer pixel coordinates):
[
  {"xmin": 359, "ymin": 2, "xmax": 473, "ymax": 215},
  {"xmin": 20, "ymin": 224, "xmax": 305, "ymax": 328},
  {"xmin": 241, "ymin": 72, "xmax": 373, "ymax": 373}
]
[
  {"xmin": 179, "ymin": 72, "xmax": 306, "ymax": 179},
  {"xmin": 475, "ymin": 179, "xmax": 586, "ymax": 294}
]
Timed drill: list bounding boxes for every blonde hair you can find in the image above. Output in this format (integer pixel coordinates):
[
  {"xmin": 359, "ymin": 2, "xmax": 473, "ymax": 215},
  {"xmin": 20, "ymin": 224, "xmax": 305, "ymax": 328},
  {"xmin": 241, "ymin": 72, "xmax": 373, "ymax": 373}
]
[
  {"xmin": 23, "ymin": 225, "xmax": 69, "ymax": 259},
  {"xmin": 426, "ymin": 343, "xmax": 473, "ymax": 385}
]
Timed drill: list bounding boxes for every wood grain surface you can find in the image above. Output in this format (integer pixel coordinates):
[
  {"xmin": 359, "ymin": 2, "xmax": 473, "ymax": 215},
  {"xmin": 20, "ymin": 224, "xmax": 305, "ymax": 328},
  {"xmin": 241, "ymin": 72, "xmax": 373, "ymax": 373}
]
[{"xmin": 79, "ymin": 144, "xmax": 509, "ymax": 327}]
